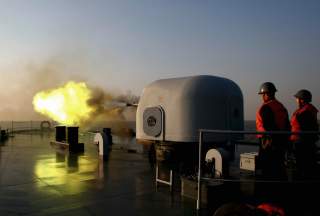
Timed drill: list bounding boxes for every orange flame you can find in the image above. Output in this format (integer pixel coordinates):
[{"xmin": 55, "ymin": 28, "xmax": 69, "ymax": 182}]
[{"xmin": 33, "ymin": 81, "xmax": 95, "ymax": 125}]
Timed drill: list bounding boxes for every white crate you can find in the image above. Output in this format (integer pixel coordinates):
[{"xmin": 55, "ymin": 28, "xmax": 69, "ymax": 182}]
[{"xmin": 240, "ymin": 152, "xmax": 258, "ymax": 171}]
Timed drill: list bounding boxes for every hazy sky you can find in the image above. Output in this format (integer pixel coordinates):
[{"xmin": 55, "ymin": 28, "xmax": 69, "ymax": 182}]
[{"xmin": 0, "ymin": 0, "xmax": 319, "ymax": 120}]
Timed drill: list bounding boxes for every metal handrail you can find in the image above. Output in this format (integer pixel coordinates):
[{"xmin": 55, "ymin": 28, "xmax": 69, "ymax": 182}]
[
  {"xmin": 196, "ymin": 129, "xmax": 320, "ymax": 210},
  {"xmin": 4, "ymin": 121, "xmax": 56, "ymax": 134}
]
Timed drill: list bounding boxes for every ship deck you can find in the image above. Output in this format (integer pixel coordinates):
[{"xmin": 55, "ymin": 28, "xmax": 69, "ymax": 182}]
[
  {"xmin": 0, "ymin": 131, "xmax": 198, "ymax": 216},
  {"xmin": 1, "ymin": 131, "xmax": 320, "ymax": 216}
]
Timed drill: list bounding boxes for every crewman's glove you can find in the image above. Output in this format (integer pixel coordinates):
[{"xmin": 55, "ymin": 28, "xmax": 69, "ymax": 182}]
[{"xmin": 261, "ymin": 135, "xmax": 272, "ymax": 149}]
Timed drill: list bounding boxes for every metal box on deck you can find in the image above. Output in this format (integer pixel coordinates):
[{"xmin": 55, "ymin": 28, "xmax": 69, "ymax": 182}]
[{"xmin": 240, "ymin": 152, "xmax": 258, "ymax": 171}]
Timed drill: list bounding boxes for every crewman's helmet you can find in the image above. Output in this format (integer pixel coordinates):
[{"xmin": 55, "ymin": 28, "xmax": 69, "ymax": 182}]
[
  {"xmin": 258, "ymin": 82, "xmax": 277, "ymax": 94},
  {"xmin": 294, "ymin": 89, "xmax": 312, "ymax": 102}
]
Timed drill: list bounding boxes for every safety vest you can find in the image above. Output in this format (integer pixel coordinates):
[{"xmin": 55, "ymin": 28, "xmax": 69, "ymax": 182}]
[
  {"xmin": 256, "ymin": 99, "xmax": 289, "ymax": 137},
  {"xmin": 290, "ymin": 103, "xmax": 318, "ymax": 141}
]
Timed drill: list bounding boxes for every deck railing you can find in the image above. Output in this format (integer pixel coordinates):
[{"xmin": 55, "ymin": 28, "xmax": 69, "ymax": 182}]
[
  {"xmin": 196, "ymin": 129, "xmax": 320, "ymax": 210},
  {"xmin": 0, "ymin": 121, "xmax": 56, "ymax": 134}
]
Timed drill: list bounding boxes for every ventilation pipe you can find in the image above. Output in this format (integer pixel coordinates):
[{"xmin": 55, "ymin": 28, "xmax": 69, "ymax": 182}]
[{"xmin": 205, "ymin": 148, "xmax": 230, "ymax": 178}]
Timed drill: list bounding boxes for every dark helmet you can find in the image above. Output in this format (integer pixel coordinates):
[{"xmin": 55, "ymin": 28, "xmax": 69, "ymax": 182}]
[
  {"xmin": 258, "ymin": 82, "xmax": 277, "ymax": 94},
  {"xmin": 294, "ymin": 89, "xmax": 312, "ymax": 102}
]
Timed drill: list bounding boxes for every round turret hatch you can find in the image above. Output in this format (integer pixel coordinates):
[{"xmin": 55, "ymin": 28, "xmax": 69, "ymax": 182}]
[{"xmin": 143, "ymin": 107, "xmax": 163, "ymax": 137}]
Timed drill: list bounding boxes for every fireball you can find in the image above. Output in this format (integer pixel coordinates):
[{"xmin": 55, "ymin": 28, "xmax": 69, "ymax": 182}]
[{"xmin": 33, "ymin": 81, "xmax": 95, "ymax": 126}]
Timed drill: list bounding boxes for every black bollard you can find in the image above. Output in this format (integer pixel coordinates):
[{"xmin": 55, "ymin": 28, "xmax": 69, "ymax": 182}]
[
  {"xmin": 103, "ymin": 128, "xmax": 113, "ymax": 146},
  {"xmin": 55, "ymin": 126, "xmax": 66, "ymax": 142},
  {"xmin": 102, "ymin": 128, "xmax": 111, "ymax": 135},
  {"xmin": 67, "ymin": 126, "xmax": 80, "ymax": 152}
]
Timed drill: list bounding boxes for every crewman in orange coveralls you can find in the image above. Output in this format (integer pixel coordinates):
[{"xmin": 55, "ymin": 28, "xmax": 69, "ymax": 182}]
[
  {"xmin": 256, "ymin": 82, "xmax": 290, "ymax": 179},
  {"xmin": 290, "ymin": 89, "xmax": 319, "ymax": 178}
]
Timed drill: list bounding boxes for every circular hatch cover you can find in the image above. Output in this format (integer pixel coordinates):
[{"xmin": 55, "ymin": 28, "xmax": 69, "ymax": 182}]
[{"xmin": 143, "ymin": 107, "xmax": 163, "ymax": 137}]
